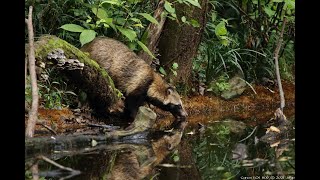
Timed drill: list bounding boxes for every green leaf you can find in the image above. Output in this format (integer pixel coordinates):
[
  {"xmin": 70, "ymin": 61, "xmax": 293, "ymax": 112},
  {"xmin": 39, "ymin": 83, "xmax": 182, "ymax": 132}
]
[
  {"xmin": 117, "ymin": 26, "xmax": 137, "ymax": 41},
  {"xmin": 100, "ymin": 0, "xmax": 120, "ymax": 6},
  {"xmin": 130, "ymin": 18, "xmax": 141, "ymax": 23},
  {"xmin": 60, "ymin": 24, "xmax": 85, "ymax": 32},
  {"xmin": 215, "ymin": 21, "xmax": 227, "ymax": 36},
  {"xmin": 137, "ymin": 41, "xmax": 155, "ymax": 59},
  {"xmin": 190, "ymin": 19, "xmax": 200, "ymax": 27},
  {"xmin": 264, "ymin": 6, "xmax": 275, "ymax": 17},
  {"xmin": 172, "ymin": 70, "xmax": 177, "ymax": 76},
  {"xmin": 92, "ymin": 8, "xmax": 108, "ymax": 19},
  {"xmin": 181, "ymin": 16, "xmax": 186, "ymax": 23},
  {"xmin": 173, "ymin": 156, "xmax": 180, "ymax": 162},
  {"xmin": 80, "ymin": 30, "xmax": 96, "ymax": 46},
  {"xmin": 138, "ymin": 13, "xmax": 159, "ymax": 25},
  {"xmin": 220, "ymin": 39, "xmax": 229, "ymax": 46},
  {"xmin": 285, "ymin": 0, "xmax": 295, "ymax": 10},
  {"xmin": 185, "ymin": 0, "xmax": 201, "ymax": 8},
  {"xmin": 127, "ymin": 42, "xmax": 137, "ymax": 51},
  {"xmin": 172, "ymin": 62, "xmax": 178, "ymax": 69},
  {"xmin": 159, "ymin": 67, "xmax": 167, "ymax": 76},
  {"xmin": 164, "ymin": 1, "xmax": 175, "ymax": 14},
  {"xmin": 211, "ymin": 11, "xmax": 217, "ymax": 23}
]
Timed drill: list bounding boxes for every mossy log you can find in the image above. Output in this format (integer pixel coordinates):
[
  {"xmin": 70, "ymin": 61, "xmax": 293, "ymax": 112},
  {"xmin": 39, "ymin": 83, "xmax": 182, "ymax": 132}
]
[{"xmin": 31, "ymin": 35, "xmax": 122, "ymax": 117}]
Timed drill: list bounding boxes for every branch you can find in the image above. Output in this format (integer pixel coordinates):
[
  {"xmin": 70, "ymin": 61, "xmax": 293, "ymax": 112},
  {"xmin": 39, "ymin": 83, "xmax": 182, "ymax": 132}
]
[
  {"xmin": 25, "ymin": 6, "xmax": 39, "ymax": 138},
  {"xmin": 38, "ymin": 155, "xmax": 80, "ymax": 172},
  {"xmin": 274, "ymin": 17, "xmax": 287, "ymax": 110}
]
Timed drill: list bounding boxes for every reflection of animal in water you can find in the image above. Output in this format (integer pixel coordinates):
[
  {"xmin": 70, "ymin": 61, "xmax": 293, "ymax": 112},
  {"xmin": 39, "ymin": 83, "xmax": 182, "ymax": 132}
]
[
  {"xmin": 81, "ymin": 37, "xmax": 187, "ymax": 121},
  {"xmin": 107, "ymin": 123, "xmax": 186, "ymax": 180}
]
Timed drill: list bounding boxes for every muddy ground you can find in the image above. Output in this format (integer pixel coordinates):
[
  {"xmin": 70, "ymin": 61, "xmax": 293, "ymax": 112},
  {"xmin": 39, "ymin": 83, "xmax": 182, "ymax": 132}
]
[{"xmin": 26, "ymin": 81, "xmax": 295, "ymax": 136}]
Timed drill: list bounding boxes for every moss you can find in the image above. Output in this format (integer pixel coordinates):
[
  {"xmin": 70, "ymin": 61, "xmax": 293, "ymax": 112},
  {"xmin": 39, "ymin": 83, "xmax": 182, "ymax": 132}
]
[{"xmin": 34, "ymin": 35, "xmax": 118, "ymax": 91}]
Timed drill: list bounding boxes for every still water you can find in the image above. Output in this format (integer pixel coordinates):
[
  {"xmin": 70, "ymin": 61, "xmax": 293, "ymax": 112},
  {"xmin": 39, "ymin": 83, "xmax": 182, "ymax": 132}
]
[{"xmin": 25, "ymin": 111, "xmax": 295, "ymax": 180}]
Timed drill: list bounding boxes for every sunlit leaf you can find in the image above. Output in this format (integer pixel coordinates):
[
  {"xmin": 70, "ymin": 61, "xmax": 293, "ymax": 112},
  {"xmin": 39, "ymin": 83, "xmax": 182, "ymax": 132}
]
[
  {"xmin": 60, "ymin": 24, "xmax": 84, "ymax": 32},
  {"xmin": 215, "ymin": 21, "xmax": 227, "ymax": 36},
  {"xmin": 138, "ymin": 13, "xmax": 159, "ymax": 25},
  {"xmin": 80, "ymin": 30, "xmax": 96, "ymax": 46}
]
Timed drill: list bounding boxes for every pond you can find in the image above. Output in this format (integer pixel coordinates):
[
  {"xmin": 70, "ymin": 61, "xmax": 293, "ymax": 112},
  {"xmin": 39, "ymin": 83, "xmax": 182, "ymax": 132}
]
[{"xmin": 25, "ymin": 109, "xmax": 295, "ymax": 180}]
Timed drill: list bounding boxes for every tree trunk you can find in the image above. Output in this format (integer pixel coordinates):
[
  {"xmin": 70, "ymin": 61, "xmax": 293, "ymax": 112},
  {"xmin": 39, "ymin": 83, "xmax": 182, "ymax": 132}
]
[
  {"xmin": 138, "ymin": 0, "xmax": 167, "ymax": 65},
  {"xmin": 157, "ymin": 0, "xmax": 208, "ymax": 89},
  {"xmin": 32, "ymin": 35, "xmax": 122, "ymax": 118}
]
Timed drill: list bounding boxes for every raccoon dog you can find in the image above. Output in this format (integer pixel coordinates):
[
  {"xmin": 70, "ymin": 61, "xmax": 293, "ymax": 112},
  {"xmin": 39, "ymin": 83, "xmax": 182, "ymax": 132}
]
[{"xmin": 81, "ymin": 37, "xmax": 188, "ymax": 120}]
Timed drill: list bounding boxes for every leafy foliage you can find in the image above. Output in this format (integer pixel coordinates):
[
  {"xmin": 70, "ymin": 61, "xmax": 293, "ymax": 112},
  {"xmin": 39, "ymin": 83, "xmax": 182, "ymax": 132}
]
[
  {"xmin": 34, "ymin": 68, "xmax": 78, "ymax": 109},
  {"xmin": 192, "ymin": 0, "xmax": 295, "ymax": 86}
]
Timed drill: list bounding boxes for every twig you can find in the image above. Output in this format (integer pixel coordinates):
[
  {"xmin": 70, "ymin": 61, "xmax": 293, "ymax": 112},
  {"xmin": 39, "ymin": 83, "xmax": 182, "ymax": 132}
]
[
  {"xmin": 238, "ymin": 126, "xmax": 257, "ymax": 142},
  {"xmin": 240, "ymin": 78, "xmax": 257, "ymax": 94},
  {"xmin": 36, "ymin": 122, "xmax": 58, "ymax": 135},
  {"xmin": 274, "ymin": 18, "xmax": 287, "ymax": 110},
  {"xmin": 38, "ymin": 155, "xmax": 80, "ymax": 173},
  {"xmin": 25, "ymin": 6, "xmax": 39, "ymax": 138}
]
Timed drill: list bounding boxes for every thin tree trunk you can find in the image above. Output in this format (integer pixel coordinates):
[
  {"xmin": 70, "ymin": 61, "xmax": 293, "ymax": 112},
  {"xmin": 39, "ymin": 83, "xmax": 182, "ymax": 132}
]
[
  {"xmin": 274, "ymin": 18, "xmax": 287, "ymax": 110},
  {"xmin": 25, "ymin": 6, "xmax": 39, "ymax": 138},
  {"xmin": 138, "ymin": 0, "xmax": 167, "ymax": 65}
]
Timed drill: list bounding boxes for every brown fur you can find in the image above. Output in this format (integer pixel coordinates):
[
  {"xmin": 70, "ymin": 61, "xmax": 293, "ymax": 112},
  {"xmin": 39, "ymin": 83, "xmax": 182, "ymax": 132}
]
[{"xmin": 81, "ymin": 37, "xmax": 187, "ymax": 120}]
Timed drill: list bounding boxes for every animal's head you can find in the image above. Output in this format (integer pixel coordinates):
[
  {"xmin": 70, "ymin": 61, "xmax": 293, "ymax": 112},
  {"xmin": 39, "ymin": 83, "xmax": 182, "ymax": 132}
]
[
  {"xmin": 162, "ymin": 87, "xmax": 188, "ymax": 119},
  {"xmin": 147, "ymin": 74, "xmax": 188, "ymax": 119}
]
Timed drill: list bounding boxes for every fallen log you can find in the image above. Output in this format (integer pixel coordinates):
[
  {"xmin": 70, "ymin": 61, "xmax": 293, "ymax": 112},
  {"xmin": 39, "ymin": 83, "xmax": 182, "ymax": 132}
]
[{"xmin": 30, "ymin": 35, "xmax": 123, "ymax": 117}]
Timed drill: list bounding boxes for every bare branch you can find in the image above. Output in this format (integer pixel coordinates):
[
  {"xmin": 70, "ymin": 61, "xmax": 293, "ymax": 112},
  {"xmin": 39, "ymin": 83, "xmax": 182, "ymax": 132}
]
[
  {"xmin": 25, "ymin": 6, "xmax": 39, "ymax": 138},
  {"xmin": 38, "ymin": 155, "xmax": 80, "ymax": 172},
  {"xmin": 274, "ymin": 18, "xmax": 287, "ymax": 110}
]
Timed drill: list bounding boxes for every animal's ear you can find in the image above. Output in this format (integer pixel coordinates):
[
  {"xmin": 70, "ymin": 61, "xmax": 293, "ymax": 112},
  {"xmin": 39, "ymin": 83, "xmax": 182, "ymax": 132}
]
[{"xmin": 166, "ymin": 87, "xmax": 174, "ymax": 95}]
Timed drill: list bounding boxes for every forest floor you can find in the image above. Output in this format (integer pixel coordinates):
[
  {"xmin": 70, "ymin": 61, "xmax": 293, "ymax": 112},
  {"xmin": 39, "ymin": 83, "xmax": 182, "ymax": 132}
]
[{"xmin": 26, "ymin": 81, "xmax": 295, "ymax": 136}]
